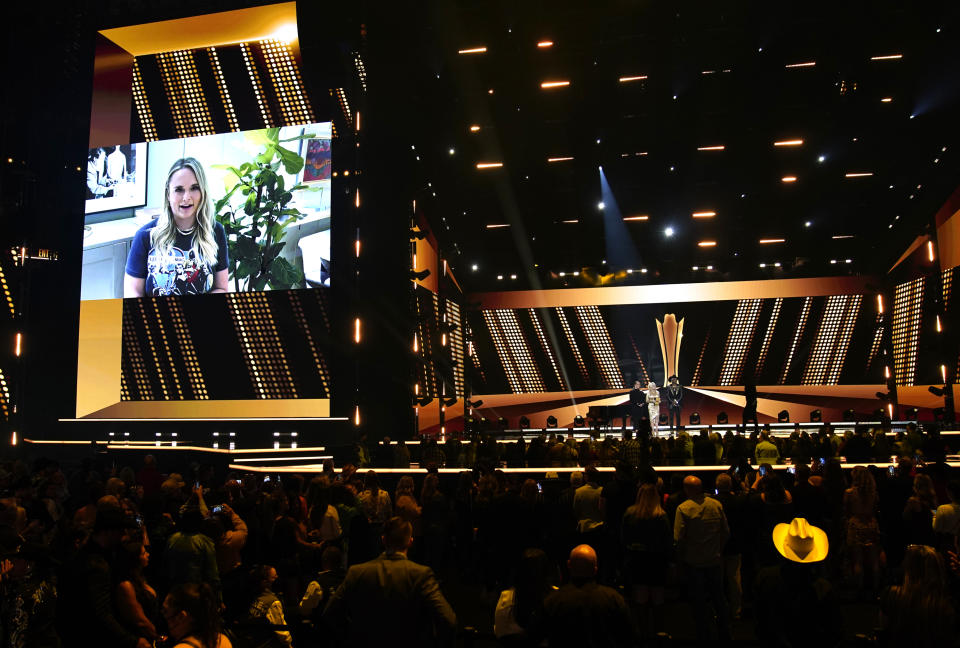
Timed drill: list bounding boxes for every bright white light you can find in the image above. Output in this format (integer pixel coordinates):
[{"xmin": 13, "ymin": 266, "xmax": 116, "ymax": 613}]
[
  {"xmin": 270, "ymin": 23, "xmax": 299, "ymax": 43},
  {"xmin": 818, "ymin": 155, "xmax": 825, "ymax": 163},
  {"xmin": 449, "ymin": 148, "xmax": 455, "ymax": 155},
  {"xmin": 805, "ymin": 221, "xmax": 811, "ymax": 227},
  {"xmin": 471, "ymin": 264, "xmax": 478, "ymax": 271},
  {"xmin": 597, "ymin": 202, "xmax": 605, "ymax": 210},
  {"xmin": 664, "ymin": 227, "xmax": 674, "ymax": 237}
]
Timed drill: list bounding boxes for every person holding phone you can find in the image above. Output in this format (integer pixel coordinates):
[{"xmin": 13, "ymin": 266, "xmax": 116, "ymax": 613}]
[{"xmin": 124, "ymin": 157, "xmax": 229, "ymax": 297}]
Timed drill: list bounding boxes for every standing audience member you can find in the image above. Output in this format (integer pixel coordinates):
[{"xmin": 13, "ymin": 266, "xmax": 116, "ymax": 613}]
[
  {"xmin": 714, "ymin": 473, "xmax": 747, "ymax": 619},
  {"xmin": 323, "ymin": 517, "xmax": 456, "ymax": 648},
  {"xmin": 880, "ymin": 544, "xmax": 956, "ymax": 647},
  {"xmin": 902, "ymin": 473, "xmax": 938, "ymax": 548},
  {"xmin": 621, "ymin": 484, "xmax": 672, "ymax": 637},
  {"xmin": 162, "ymin": 583, "xmax": 233, "ymax": 648},
  {"xmin": 573, "ymin": 466, "xmax": 605, "ymax": 560},
  {"xmin": 754, "ymin": 518, "xmax": 842, "ymax": 648},
  {"xmin": 934, "ymin": 479, "xmax": 960, "ymax": 552},
  {"xmin": 242, "ymin": 565, "xmax": 293, "ymax": 647},
  {"xmin": 494, "ymin": 548, "xmax": 554, "ymax": 646},
  {"xmin": 167, "ymin": 506, "xmax": 221, "ymax": 600},
  {"xmin": 844, "ymin": 466, "xmax": 882, "ymax": 593},
  {"xmin": 114, "ymin": 540, "xmax": 159, "ymax": 644},
  {"xmin": 542, "ymin": 544, "xmax": 635, "ymax": 647},
  {"xmin": 674, "ymin": 475, "xmax": 731, "ymax": 641}
]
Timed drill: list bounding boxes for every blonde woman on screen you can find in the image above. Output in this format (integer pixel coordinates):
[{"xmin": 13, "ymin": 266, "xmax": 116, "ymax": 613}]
[{"xmin": 124, "ymin": 157, "xmax": 229, "ymax": 297}]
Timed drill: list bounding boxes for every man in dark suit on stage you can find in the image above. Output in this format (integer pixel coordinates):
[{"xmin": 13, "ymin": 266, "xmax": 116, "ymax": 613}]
[
  {"xmin": 324, "ymin": 516, "xmax": 457, "ymax": 647},
  {"xmin": 629, "ymin": 380, "xmax": 647, "ymax": 434}
]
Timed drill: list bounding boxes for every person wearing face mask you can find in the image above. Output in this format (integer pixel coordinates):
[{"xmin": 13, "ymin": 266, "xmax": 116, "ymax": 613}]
[{"xmin": 124, "ymin": 157, "xmax": 229, "ymax": 297}]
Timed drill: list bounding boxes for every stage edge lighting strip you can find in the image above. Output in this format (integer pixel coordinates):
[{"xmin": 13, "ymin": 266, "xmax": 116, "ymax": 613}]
[
  {"xmin": 555, "ymin": 307, "xmax": 590, "ymax": 385},
  {"xmin": 755, "ymin": 298, "xmax": 783, "ymax": 376},
  {"xmin": 780, "ymin": 297, "xmax": 812, "ymax": 384},
  {"xmin": 719, "ymin": 299, "xmax": 763, "ymax": 385},
  {"xmin": 575, "ymin": 306, "xmax": 624, "ymax": 389},
  {"xmin": 528, "ymin": 308, "xmax": 567, "ymax": 390}
]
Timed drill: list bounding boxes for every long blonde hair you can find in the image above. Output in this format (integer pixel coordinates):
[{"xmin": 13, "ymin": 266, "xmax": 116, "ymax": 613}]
[
  {"xmin": 630, "ymin": 483, "xmax": 665, "ymax": 520},
  {"xmin": 152, "ymin": 157, "xmax": 219, "ymax": 270}
]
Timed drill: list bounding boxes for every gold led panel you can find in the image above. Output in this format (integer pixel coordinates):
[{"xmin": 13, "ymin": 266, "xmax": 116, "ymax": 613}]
[
  {"xmin": 576, "ymin": 306, "xmax": 624, "ymax": 389},
  {"xmin": 780, "ymin": 297, "xmax": 812, "ymax": 384},
  {"xmin": 555, "ymin": 307, "xmax": 590, "ymax": 385},
  {"xmin": 719, "ymin": 299, "xmax": 763, "ymax": 385},
  {"xmin": 755, "ymin": 298, "xmax": 783, "ymax": 376},
  {"xmin": 528, "ymin": 308, "xmax": 566, "ymax": 390},
  {"xmin": 157, "ymin": 50, "xmax": 216, "ymax": 137},
  {"xmin": 891, "ymin": 278, "xmax": 924, "ymax": 386}
]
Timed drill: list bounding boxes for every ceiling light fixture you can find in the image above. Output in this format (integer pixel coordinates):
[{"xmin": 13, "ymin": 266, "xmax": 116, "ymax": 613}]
[
  {"xmin": 785, "ymin": 61, "xmax": 816, "ymax": 68},
  {"xmin": 547, "ymin": 156, "xmax": 574, "ymax": 162},
  {"xmin": 486, "ymin": 223, "xmax": 510, "ymax": 229},
  {"xmin": 476, "ymin": 162, "xmax": 503, "ymax": 169},
  {"xmin": 697, "ymin": 145, "xmax": 725, "ymax": 151},
  {"xmin": 881, "ymin": 97, "xmax": 893, "ymax": 103},
  {"xmin": 619, "ymin": 75, "xmax": 648, "ymax": 82},
  {"xmin": 832, "ymin": 235, "xmax": 854, "ymax": 239},
  {"xmin": 692, "ymin": 211, "xmax": 716, "ymax": 218},
  {"xmin": 623, "ymin": 215, "xmax": 649, "ymax": 221},
  {"xmin": 698, "ymin": 241, "xmax": 717, "ymax": 247},
  {"xmin": 774, "ymin": 139, "xmax": 804, "ymax": 147},
  {"xmin": 541, "ymin": 80, "xmax": 570, "ymax": 88},
  {"xmin": 537, "ymin": 41, "xmax": 554, "ymax": 48},
  {"xmin": 458, "ymin": 47, "xmax": 487, "ymax": 54},
  {"xmin": 870, "ymin": 54, "xmax": 903, "ymax": 60},
  {"xmin": 759, "ymin": 238, "xmax": 785, "ymax": 244},
  {"xmin": 664, "ymin": 227, "xmax": 674, "ymax": 237},
  {"xmin": 469, "ymin": 125, "xmax": 480, "ymax": 132},
  {"xmin": 597, "ymin": 202, "xmax": 605, "ymax": 210},
  {"xmin": 818, "ymin": 155, "xmax": 826, "ymax": 162},
  {"xmin": 561, "ymin": 219, "xmax": 578, "ymax": 224},
  {"xmin": 845, "ymin": 172, "xmax": 873, "ymax": 177},
  {"xmin": 781, "ymin": 176, "xmax": 797, "ymax": 183}
]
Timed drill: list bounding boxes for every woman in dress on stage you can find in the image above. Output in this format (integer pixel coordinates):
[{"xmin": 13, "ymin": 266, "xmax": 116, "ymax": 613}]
[{"xmin": 646, "ymin": 382, "xmax": 661, "ymax": 436}]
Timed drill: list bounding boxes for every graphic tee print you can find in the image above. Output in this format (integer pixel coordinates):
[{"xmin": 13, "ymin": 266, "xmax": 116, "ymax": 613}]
[{"xmin": 126, "ymin": 221, "xmax": 228, "ymax": 296}]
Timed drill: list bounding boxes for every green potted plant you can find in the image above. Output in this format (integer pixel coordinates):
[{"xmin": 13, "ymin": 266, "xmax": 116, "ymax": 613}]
[{"xmin": 214, "ymin": 127, "xmax": 318, "ymax": 291}]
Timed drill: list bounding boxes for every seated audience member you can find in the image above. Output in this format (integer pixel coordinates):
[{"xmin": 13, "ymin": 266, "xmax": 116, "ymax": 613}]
[
  {"xmin": 242, "ymin": 565, "xmax": 293, "ymax": 647},
  {"xmin": 323, "ymin": 517, "xmax": 456, "ymax": 648},
  {"xmin": 880, "ymin": 544, "xmax": 956, "ymax": 648},
  {"xmin": 754, "ymin": 518, "xmax": 841, "ymax": 648},
  {"xmin": 621, "ymin": 483, "xmax": 672, "ymax": 637},
  {"xmin": 115, "ymin": 540, "xmax": 159, "ymax": 644},
  {"xmin": 674, "ymin": 475, "xmax": 730, "ymax": 641},
  {"xmin": 162, "ymin": 583, "xmax": 233, "ymax": 648},
  {"xmin": 494, "ymin": 548, "xmax": 554, "ymax": 646},
  {"xmin": 542, "ymin": 544, "xmax": 635, "ymax": 647}
]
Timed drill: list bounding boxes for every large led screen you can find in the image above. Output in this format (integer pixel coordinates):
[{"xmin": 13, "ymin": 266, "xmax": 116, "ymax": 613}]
[{"xmin": 81, "ymin": 122, "xmax": 331, "ymax": 301}]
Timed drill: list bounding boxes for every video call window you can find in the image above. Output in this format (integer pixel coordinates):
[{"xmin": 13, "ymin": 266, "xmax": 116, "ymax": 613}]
[{"xmin": 80, "ymin": 122, "xmax": 332, "ymax": 300}]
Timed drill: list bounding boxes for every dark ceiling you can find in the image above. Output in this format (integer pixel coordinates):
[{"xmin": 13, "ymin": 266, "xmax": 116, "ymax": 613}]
[{"xmin": 378, "ymin": 1, "xmax": 960, "ymax": 293}]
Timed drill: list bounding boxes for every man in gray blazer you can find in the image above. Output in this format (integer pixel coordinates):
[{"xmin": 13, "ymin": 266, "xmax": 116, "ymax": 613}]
[{"xmin": 323, "ymin": 516, "xmax": 456, "ymax": 646}]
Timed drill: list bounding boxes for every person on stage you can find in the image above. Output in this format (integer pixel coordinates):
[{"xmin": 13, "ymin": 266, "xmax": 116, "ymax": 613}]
[
  {"xmin": 124, "ymin": 157, "xmax": 229, "ymax": 297},
  {"xmin": 629, "ymin": 380, "xmax": 646, "ymax": 432},
  {"xmin": 665, "ymin": 375, "xmax": 683, "ymax": 432},
  {"xmin": 646, "ymin": 381, "xmax": 661, "ymax": 436}
]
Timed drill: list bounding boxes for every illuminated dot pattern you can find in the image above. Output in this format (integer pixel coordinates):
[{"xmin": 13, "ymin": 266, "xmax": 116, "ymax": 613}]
[
  {"xmin": 802, "ymin": 295, "xmax": 862, "ymax": 385},
  {"xmin": 131, "ymin": 60, "xmax": 159, "ymax": 141},
  {"xmin": 781, "ymin": 297, "xmax": 813, "ymax": 384},
  {"xmin": 447, "ymin": 300, "xmax": 465, "ymax": 396},
  {"xmin": 288, "ymin": 291, "xmax": 330, "ymax": 394},
  {"xmin": 121, "ymin": 309, "xmax": 154, "ymax": 400},
  {"xmin": 206, "ymin": 47, "xmax": 240, "ymax": 132},
  {"xmin": 483, "ymin": 309, "xmax": 545, "ymax": 392},
  {"xmin": 166, "ymin": 299, "xmax": 208, "ymax": 399},
  {"xmin": 575, "ymin": 306, "xmax": 624, "ymax": 388},
  {"xmin": 137, "ymin": 300, "xmax": 170, "ymax": 399},
  {"xmin": 719, "ymin": 299, "xmax": 763, "ymax": 386},
  {"xmin": 414, "ymin": 288, "xmax": 437, "ymax": 397},
  {"xmin": 331, "ymin": 88, "xmax": 353, "ymax": 128},
  {"xmin": 690, "ymin": 332, "xmax": 710, "ymax": 387},
  {"xmin": 0, "ymin": 367, "xmax": 10, "ymax": 420},
  {"xmin": 241, "ymin": 43, "xmax": 273, "ymax": 127},
  {"xmin": 943, "ymin": 267, "xmax": 954, "ymax": 311},
  {"xmin": 628, "ymin": 333, "xmax": 652, "ymax": 385},
  {"xmin": 528, "ymin": 308, "xmax": 567, "ymax": 390},
  {"xmin": 227, "ymin": 292, "xmax": 297, "ymax": 398},
  {"xmin": 157, "ymin": 50, "xmax": 215, "ymax": 137},
  {"xmin": 353, "ymin": 52, "xmax": 367, "ymax": 91},
  {"xmin": 755, "ymin": 298, "xmax": 783, "ymax": 376},
  {"xmin": 892, "ymin": 278, "xmax": 924, "ymax": 387},
  {"xmin": 555, "ymin": 307, "xmax": 590, "ymax": 385},
  {"xmin": 260, "ymin": 39, "xmax": 315, "ymax": 126},
  {"xmin": 0, "ymin": 259, "xmax": 15, "ymax": 317}
]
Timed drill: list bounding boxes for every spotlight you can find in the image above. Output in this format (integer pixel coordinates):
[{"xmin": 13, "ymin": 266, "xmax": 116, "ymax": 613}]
[
  {"xmin": 664, "ymin": 227, "xmax": 675, "ymax": 237},
  {"xmin": 689, "ymin": 412, "xmax": 701, "ymax": 425},
  {"xmin": 410, "ymin": 228, "xmax": 428, "ymax": 240},
  {"xmin": 597, "ymin": 202, "xmax": 605, "ymax": 210},
  {"xmin": 546, "ymin": 415, "xmax": 558, "ymax": 428},
  {"xmin": 573, "ymin": 415, "xmax": 585, "ymax": 427},
  {"xmin": 717, "ymin": 412, "xmax": 729, "ymax": 424},
  {"xmin": 810, "ymin": 409, "xmax": 822, "ymax": 422},
  {"xmin": 842, "ymin": 408, "xmax": 856, "ymax": 422},
  {"xmin": 410, "ymin": 269, "xmax": 431, "ymax": 281},
  {"xmin": 518, "ymin": 415, "xmax": 530, "ymax": 429},
  {"xmin": 778, "ymin": 410, "xmax": 790, "ymax": 423},
  {"xmin": 442, "ymin": 396, "xmax": 457, "ymax": 407},
  {"xmin": 414, "ymin": 396, "xmax": 433, "ymax": 407},
  {"xmin": 929, "ymin": 385, "xmax": 946, "ymax": 397}
]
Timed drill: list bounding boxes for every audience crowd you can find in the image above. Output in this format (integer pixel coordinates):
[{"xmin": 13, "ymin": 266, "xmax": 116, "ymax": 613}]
[{"xmin": 0, "ymin": 423, "xmax": 957, "ymax": 647}]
